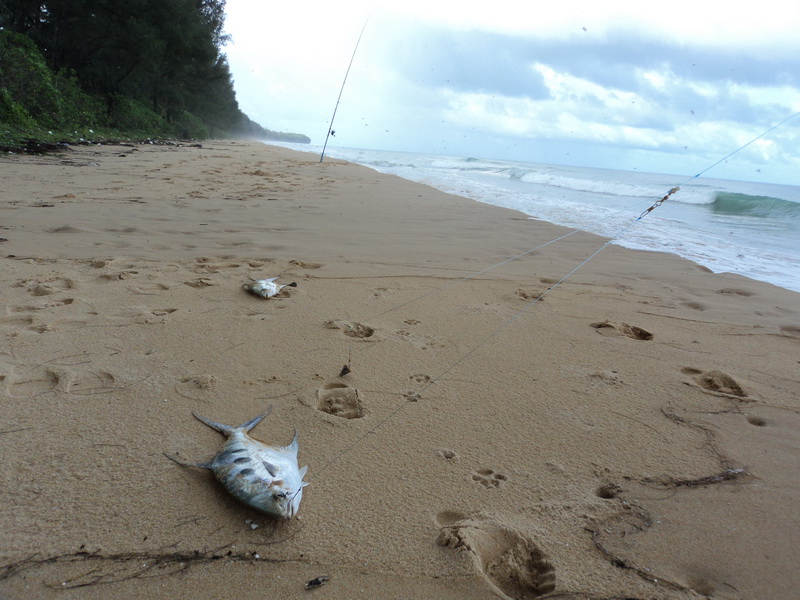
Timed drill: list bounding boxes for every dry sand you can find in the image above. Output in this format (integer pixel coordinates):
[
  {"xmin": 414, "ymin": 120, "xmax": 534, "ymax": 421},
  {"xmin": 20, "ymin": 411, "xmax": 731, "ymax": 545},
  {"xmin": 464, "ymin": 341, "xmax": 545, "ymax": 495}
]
[{"xmin": 1, "ymin": 140, "xmax": 798, "ymax": 599}]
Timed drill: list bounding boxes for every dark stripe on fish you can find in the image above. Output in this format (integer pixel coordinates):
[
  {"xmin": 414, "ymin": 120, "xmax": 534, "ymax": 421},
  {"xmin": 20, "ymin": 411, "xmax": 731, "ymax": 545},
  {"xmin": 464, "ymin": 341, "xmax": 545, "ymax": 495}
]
[{"xmin": 216, "ymin": 448, "xmax": 247, "ymax": 462}]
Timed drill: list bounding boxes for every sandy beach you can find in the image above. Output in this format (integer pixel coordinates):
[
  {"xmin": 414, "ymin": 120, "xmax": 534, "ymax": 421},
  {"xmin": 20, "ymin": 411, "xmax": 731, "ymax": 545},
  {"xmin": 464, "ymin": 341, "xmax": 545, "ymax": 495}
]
[{"xmin": 1, "ymin": 139, "xmax": 798, "ymax": 599}]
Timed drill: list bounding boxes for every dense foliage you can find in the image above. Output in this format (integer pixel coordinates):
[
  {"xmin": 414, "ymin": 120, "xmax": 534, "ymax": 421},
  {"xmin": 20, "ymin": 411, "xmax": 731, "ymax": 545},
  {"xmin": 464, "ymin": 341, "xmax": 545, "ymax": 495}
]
[{"xmin": 0, "ymin": 0, "xmax": 309, "ymax": 144}]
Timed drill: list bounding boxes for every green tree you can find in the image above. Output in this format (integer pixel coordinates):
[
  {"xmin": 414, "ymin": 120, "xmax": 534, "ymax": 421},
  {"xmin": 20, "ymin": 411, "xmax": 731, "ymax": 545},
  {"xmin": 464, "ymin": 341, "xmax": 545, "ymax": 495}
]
[{"xmin": 0, "ymin": 0, "xmax": 309, "ymax": 142}]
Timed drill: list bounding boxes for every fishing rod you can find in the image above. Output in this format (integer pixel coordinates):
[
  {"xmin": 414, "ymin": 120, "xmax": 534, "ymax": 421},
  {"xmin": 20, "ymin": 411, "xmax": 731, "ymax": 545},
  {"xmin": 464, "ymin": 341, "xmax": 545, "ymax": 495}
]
[{"xmin": 319, "ymin": 18, "xmax": 370, "ymax": 163}]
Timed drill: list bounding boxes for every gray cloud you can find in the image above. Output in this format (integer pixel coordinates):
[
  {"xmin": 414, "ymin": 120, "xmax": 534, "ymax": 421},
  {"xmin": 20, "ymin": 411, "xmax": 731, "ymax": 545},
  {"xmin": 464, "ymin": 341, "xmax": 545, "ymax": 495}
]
[{"xmin": 384, "ymin": 25, "xmax": 799, "ymax": 117}]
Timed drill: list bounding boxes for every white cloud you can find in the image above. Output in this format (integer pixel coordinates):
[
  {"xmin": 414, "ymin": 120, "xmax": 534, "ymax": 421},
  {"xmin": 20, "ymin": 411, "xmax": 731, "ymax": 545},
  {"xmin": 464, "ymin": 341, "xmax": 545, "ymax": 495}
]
[{"xmin": 222, "ymin": 0, "xmax": 800, "ymax": 183}]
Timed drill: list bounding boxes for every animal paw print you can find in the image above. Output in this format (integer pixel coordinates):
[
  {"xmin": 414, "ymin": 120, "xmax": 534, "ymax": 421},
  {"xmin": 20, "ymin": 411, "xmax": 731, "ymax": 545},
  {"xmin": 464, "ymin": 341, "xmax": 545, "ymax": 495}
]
[
  {"xmin": 317, "ymin": 383, "xmax": 364, "ymax": 419},
  {"xmin": 472, "ymin": 468, "xmax": 507, "ymax": 488}
]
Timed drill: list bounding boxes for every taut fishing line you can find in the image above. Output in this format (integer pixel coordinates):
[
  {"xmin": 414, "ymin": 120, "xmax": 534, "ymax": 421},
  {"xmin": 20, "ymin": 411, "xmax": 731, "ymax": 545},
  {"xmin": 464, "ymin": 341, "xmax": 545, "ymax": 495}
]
[
  {"xmin": 306, "ymin": 89, "xmax": 799, "ymax": 475},
  {"xmin": 359, "ymin": 108, "xmax": 800, "ymax": 324}
]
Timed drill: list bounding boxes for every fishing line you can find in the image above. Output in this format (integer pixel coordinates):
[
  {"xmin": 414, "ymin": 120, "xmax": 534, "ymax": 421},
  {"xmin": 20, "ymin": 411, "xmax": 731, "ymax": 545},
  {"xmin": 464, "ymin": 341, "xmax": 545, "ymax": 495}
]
[
  {"xmin": 310, "ymin": 108, "xmax": 800, "ymax": 477},
  {"xmin": 314, "ymin": 212, "xmax": 645, "ymax": 476},
  {"xmin": 366, "ymin": 200, "xmax": 652, "ymax": 322},
  {"xmin": 319, "ymin": 18, "xmax": 370, "ymax": 163},
  {"xmin": 686, "ymin": 109, "xmax": 800, "ymax": 181},
  {"xmin": 358, "ymin": 108, "xmax": 800, "ymax": 321}
]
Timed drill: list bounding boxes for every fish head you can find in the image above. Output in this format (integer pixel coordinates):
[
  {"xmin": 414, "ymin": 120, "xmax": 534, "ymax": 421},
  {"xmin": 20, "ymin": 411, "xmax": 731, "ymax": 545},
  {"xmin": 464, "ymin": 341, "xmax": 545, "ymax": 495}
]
[{"xmin": 266, "ymin": 479, "xmax": 307, "ymax": 519}]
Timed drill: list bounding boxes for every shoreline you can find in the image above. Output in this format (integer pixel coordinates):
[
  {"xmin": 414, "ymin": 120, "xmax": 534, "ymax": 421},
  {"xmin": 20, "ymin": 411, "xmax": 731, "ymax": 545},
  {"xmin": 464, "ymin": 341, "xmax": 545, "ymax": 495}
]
[
  {"xmin": 2, "ymin": 139, "xmax": 798, "ymax": 599},
  {"xmin": 308, "ymin": 142, "xmax": 800, "ymax": 294}
]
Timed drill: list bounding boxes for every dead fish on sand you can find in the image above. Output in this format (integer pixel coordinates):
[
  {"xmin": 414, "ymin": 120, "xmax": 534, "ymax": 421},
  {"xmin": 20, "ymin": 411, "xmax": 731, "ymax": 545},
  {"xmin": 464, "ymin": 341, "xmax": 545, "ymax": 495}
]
[
  {"xmin": 242, "ymin": 277, "xmax": 297, "ymax": 298},
  {"xmin": 166, "ymin": 408, "xmax": 308, "ymax": 519}
]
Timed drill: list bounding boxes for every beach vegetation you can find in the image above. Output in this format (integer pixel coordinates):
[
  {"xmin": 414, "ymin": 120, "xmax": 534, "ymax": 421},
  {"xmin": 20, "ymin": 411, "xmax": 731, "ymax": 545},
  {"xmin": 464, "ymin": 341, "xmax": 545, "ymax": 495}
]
[{"xmin": 0, "ymin": 1, "xmax": 309, "ymax": 150}]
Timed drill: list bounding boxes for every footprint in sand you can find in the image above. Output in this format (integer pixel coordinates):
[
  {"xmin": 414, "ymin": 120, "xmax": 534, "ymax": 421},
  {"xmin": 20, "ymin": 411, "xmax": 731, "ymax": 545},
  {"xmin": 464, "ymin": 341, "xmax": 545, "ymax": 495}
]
[
  {"xmin": 681, "ymin": 367, "xmax": 747, "ymax": 398},
  {"xmin": 127, "ymin": 283, "xmax": 171, "ymax": 295},
  {"xmin": 7, "ymin": 366, "xmax": 63, "ymax": 397},
  {"xmin": 515, "ymin": 288, "xmax": 546, "ymax": 302},
  {"xmin": 317, "ymin": 383, "xmax": 364, "ymax": 419},
  {"xmin": 436, "ymin": 513, "xmax": 556, "ymax": 599},
  {"xmin": 472, "ymin": 468, "xmax": 508, "ymax": 488},
  {"xmin": 325, "ymin": 320, "xmax": 376, "ymax": 339},
  {"xmin": 15, "ymin": 277, "xmax": 77, "ymax": 297},
  {"xmin": 60, "ymin": 370, "xmax": 117, "ymax": 395},
  {"xmin": 0, "ymin": 313, "xmax": 36, "ymax": 334},
  {"xmin": 589, "ymin": 370, "xmax": 624, "ymax": 385},
  {"xmin": 393, "ymin": 329, "xmax": 447, "ymax": 350},
  {"xmin": 184, "ymin": 277, "xmax": 214, "ymax": 288},
  {"xmin": 174, "ymin": 374, "xmax": 218, "ymax": 399},
  {"xmin": 288, "ymin": 259, "xmax": 322, "ymax": 269},
  {"xmin": 590, "ymin": 320, "xmax": 653, "ymax": 340},
  {"xmin": 716, "ymin": 287, "xmax": 754, "ymax": 297},
  {"xmin": 681, "ymin": 301, "xmax": 707, "ymax": 311}
]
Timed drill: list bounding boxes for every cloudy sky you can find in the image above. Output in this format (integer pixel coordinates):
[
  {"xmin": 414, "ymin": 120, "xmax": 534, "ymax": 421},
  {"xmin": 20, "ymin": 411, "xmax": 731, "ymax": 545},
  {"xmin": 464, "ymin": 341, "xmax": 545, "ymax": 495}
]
[{"xmin": 223, "ymin": 1, "xmax": 800, "ymax": 184}]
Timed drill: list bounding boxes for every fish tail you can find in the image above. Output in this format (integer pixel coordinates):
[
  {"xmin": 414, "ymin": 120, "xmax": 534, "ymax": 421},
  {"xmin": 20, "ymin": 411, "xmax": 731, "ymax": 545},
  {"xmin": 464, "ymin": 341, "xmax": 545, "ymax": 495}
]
[
  {"xmin": 164, "ymin": 452, "xmax": 212, "ymax": 469},
  {"xmin": 238, "ymin": 407, "xmax": 273, "ymax": 432},
  {"xmin": 192, "ymin": 412, "xmax": 237, "ymax": 435},
  {"xmin": 192, "ymin": 407, "xmax": 273, "ymax": 436}
]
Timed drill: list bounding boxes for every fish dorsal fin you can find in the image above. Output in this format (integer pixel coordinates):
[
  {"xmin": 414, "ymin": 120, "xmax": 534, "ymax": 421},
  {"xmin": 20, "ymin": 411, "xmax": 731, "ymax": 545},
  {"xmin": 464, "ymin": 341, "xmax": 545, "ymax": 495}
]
[
  {"xmin": 286, "ymin": 430, "xmax": 300, "ymax": 455},
  {"xmin": 299, "ymin": 465, "xmax": 308, "ymax": 480}
]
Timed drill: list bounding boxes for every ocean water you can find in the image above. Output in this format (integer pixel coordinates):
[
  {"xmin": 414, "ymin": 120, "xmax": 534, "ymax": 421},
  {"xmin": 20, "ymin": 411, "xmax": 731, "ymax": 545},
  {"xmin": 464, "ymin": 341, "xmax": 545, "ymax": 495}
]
[{"xmin": 267, "ymin": 142, "xmax": 800, "ymax": 293}]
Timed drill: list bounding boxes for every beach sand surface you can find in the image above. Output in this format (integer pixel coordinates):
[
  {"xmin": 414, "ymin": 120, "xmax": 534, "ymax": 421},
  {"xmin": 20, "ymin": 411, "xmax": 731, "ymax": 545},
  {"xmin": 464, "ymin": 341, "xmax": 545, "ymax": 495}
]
[{"xmin": 1, "ymin": 140, "xmax": 798, "ymax": 599}]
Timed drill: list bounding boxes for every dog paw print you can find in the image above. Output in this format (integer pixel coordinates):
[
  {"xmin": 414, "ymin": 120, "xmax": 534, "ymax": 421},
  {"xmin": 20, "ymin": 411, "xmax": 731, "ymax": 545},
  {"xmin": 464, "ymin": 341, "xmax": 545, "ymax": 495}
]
[{"xmin": 472, "ymin": 468, "xmax": 507, "ymax": 488}]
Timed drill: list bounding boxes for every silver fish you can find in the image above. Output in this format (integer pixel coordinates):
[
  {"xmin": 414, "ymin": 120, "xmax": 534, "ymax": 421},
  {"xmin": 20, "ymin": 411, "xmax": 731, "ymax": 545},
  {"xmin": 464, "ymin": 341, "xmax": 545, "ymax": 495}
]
[
  {"xmin": 167, "ymin": 408, "xmax": 308, "ymax": 519},
  {"xmin": 242, "ymin": 277, "xmax": 297, "ymax": 299}
]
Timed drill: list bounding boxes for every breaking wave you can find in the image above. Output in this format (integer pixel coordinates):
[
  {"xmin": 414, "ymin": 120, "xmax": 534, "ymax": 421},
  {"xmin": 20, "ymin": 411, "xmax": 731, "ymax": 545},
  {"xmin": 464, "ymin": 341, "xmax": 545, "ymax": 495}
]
[{"xmin": 711, "ymin": 192, "xmax": 800, "ymax": 218}]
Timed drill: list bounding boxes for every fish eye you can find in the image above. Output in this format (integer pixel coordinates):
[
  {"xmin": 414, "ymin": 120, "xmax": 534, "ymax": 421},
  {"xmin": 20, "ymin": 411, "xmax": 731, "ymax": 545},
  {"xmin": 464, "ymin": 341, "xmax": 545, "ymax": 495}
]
[{"xmin": 273, "ymin": 492, "xmax": 287, "ymax": 500}]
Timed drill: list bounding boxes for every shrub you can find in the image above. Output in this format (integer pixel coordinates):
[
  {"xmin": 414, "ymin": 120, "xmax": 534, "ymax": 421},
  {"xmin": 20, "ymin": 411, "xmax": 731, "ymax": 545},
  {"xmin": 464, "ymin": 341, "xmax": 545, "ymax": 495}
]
[
  {"xmin": 109, "ymin": 95, "xmax": 168, "ymax": 132},
  {"xmin": 0, "ymin": 87, "xmax": 37, "ymax": 128},
  {"xmin": 171, "ymin": 110, "xmax": 209, "ymax": 139},
  {"xmin": 0, "ymin": 30, "xmax": 63, "ymax": 128}
]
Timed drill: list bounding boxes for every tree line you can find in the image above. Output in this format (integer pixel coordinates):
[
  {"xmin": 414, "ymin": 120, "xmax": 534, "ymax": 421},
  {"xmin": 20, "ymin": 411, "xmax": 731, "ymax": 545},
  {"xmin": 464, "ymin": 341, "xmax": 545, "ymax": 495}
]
[{"xmin": 0, "ymin": 0, "xmax": 309, "ymax": 142}]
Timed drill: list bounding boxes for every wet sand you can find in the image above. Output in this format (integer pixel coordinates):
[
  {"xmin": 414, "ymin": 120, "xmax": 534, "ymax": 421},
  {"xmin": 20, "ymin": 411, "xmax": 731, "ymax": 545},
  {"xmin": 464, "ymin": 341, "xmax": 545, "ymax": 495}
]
[{"xmin": 1, "ymin": 140, "xmax": 798, "ymax": 599}]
